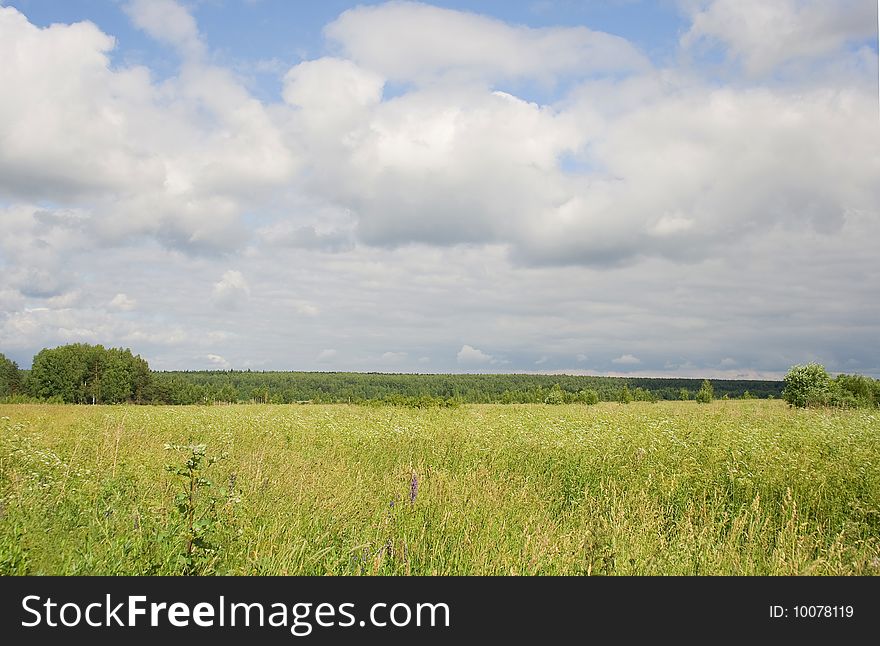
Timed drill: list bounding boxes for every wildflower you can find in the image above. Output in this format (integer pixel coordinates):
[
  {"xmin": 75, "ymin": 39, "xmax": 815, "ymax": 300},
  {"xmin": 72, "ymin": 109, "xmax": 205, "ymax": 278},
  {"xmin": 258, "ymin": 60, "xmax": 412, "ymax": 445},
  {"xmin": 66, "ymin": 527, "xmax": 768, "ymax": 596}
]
[{"xmin": 409, "ymin": 472, "xmax": 419, "ymax": 504}]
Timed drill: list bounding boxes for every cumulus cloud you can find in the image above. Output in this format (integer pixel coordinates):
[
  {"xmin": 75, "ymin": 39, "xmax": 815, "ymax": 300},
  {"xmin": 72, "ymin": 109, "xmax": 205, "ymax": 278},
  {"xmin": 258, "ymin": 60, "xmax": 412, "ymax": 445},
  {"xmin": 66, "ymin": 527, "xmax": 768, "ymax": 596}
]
[
  {"xmin": 681, "ymin": 0, "xmax": 877, "ymax": 76},
  {"xmin": 206, "ymin": 353, "xmax": 231, "ymax": 369},
  {"xmin": 324, "ymin": 1, "xmax": 649, "ymax": 84},
  {"xmin": 211, "ymin": 271, "xmax": 250, "ymax": 309},
  {"xmin": 110, "ymin": 293, "xmax": 137, "ymax": 311},
  {"xmin": 124, "ymin": 0, "xmax": 206, "ymax": 59},
  {"xmin": 457, "ymin": 344, "xmax": 494, "ymax": 365},
  {"xmin": 0, "ymin": 2, "xmax": 877, "ymax": 377},
  {"xmin": 0, "ymin": 4, "xmax": 296, "ymax": 256},
  {"xmin": 612, "ymin": 354, "xmax": 641, "ymax": 365}
]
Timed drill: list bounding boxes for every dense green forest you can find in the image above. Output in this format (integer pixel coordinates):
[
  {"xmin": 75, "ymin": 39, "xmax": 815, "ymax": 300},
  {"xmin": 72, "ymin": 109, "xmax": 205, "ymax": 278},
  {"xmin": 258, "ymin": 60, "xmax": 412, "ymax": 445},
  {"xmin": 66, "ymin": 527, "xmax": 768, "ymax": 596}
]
[
  {"xmin": 2, "ymin": 343, "xmax": 785, "ymax": 405},
  {"xmin": 5, "ymin": 343, "xmax": 880, "ymax": 408},
  {"xmin": 144, "ymin": 370, "xmax": 783, "ymax": 404}
]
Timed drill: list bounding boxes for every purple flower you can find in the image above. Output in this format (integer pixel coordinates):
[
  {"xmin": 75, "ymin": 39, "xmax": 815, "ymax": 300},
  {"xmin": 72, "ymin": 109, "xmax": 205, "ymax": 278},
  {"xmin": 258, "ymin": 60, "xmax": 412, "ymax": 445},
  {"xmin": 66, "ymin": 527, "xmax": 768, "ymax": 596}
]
[{"xmin": 409, "ymin": 472, "xmax": 419, "ymax": 504}]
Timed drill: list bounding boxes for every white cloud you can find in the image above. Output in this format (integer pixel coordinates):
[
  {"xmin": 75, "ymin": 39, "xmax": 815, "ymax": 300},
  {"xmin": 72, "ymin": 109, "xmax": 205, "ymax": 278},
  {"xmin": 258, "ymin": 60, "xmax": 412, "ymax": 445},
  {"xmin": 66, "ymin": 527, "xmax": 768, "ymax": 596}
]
[
  {"xmin": 0, "ymin": 3, "xmax": 877, "ymax": 378},
  {"xmin": 612, "ymin": 354, "xmax": 641, "ymax": 365},
  {"xmin": 211, "ymin": 270, "xmax": 250, "ymax": 309},
  {"xmin": 206, "ymin": 353, "xmax": 230, "ymax": 369},
  {"xmin": 681, "ymin": 0, "xmax": 877, "ymax": 76},
  {"xmin": 110, "ymin": 293, "xmax": 137, "ymax": 311},
  {"xmin": 457, "ymin": 344, "xmax": 494, "ymax": 365},
  {"xmin": 324, "ymin": 1, "xmax": 649, "ymax": 84},
  {"xmin": 283, "ymin": 57, "xmax": 384, "ymax": 115},
  {"xmin": 381, "ymin": 351, "xmax": 408, "ymax": 363},
  {"xmin": 0, "ymin": 5, "xmax": 296, "ymax": 256},
  {"xmin": 123, "ymin": 0, "xmax": 205, "ymax": 59}
]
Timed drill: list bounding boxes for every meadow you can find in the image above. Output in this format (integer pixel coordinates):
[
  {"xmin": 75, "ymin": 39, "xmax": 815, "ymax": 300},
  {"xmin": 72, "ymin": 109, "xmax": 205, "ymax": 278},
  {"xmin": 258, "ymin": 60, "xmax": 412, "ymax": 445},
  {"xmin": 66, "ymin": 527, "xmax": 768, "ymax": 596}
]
[{"xmin": 1, "ymin": 400, "xmax": 878, "ymax": 575}]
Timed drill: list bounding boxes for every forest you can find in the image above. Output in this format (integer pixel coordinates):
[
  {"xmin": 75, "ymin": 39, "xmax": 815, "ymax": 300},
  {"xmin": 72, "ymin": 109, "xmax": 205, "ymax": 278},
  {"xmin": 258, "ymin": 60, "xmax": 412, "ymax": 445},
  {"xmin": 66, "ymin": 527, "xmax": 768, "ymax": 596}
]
[
  {"xmin": 4, "ymin": 343, "xmax": 879, "ymax": 407},
  {"xmin": 0, "ymin": 344, "xmax": 783, "ymax": 405}
]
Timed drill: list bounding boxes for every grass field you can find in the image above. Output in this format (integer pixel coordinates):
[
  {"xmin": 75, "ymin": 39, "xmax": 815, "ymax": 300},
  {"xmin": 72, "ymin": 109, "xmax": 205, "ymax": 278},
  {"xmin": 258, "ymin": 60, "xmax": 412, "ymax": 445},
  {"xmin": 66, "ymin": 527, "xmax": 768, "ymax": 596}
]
[{"xmin": 1, "ymin": 401, "xmax": 878, "ymax": 575}]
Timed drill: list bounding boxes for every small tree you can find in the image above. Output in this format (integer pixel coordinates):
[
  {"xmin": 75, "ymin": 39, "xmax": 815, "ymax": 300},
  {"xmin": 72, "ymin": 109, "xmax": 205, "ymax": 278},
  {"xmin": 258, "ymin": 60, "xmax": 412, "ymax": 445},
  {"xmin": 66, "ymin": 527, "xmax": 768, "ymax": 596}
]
[
  {"xmin": 782, "ymin": 363, "xmax": 831, "ymax": 408},
  {"xmin": 0, "ymin": 353, "xmax": 21, "ymax": 398},
  {"xmin": 618, "ymin": 384, "xmax": 633, "ymax": 404},
  {"xmin": 577, "ymin": 388, "xmax": 600, "ymax": 405},
  {"xmin": 695, "ymin": 379, "xmax": 714, "ymax": 404},
  {"xmin": 678, "ymin": 388, "xmax": 690, "ymax": 401},
  {"xmin": 544, "ymin": 384, "xmax": 566, "ymax": 405}
]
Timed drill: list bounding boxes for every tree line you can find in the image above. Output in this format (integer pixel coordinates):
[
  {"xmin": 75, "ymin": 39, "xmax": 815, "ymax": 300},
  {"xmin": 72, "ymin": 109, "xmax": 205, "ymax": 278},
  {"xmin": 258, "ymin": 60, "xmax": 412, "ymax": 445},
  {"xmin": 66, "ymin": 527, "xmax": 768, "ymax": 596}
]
[
  {"xmin": 2, "ymin": 343, "xmax": 785, "ymax": 405},
  {"xmin": 3, "ymin": 344, "xmax": 877, "ymax": 408}
]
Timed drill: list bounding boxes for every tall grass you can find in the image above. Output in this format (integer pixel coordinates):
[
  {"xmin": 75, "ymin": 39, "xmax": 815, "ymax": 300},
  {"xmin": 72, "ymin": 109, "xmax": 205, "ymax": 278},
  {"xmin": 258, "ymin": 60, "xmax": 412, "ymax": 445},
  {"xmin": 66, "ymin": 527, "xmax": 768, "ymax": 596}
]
[{"xmin": 1, "ymin": 401, "xmax": 878, "ymax": 575}]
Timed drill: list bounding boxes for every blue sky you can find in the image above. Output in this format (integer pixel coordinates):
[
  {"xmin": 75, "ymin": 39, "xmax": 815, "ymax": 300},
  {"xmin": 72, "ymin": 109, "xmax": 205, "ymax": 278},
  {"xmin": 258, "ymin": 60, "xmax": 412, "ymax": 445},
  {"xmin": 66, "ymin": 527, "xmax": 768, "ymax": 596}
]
[{"xmin": 0, "ymin": 1, "xmax": 878, "ymax": 376}]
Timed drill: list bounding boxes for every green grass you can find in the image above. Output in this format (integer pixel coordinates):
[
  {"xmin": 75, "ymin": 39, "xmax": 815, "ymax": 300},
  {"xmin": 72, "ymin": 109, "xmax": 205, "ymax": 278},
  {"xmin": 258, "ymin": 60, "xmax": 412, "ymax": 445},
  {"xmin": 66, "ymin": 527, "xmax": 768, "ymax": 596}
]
[{"xmin": 1, "ymin": 401, "xmax": 878, "ymax": 575}]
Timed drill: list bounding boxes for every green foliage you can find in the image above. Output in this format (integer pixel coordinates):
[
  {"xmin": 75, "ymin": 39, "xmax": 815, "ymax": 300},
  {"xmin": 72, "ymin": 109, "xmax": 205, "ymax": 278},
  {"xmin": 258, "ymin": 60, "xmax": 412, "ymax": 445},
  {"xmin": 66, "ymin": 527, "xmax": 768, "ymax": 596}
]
[
  {"xmin": 29, "ymin": 344, "xmax": 150, "ymax": 404},
  {"xmin": 0, "ymin": 353, "xmax": 22, "ymax": 399},
  {"xmin": 617, "ymin": 384, "xmax": 633, "ymax": 404},
  {"xmin": 741, "ymin": 390, "xmax": 753, "ymax": 400},
  {"xmin": 679, "ymin": 388, "xmax": 690, "ymax": 401},
  {"xmin": 143, "ymin": 371, "xmax": 784, "ymax": 405},
  {"xmin": 544, "ymin": 384, "xmax": 566, "ymax": 405},
  {"xmin": 783, "ymin": 363, "xmax": 832, "ymax": 408},
  {"xmin": 695, "ymin": 379, "xmax": 714, "ymax": 404},
  {"xmin": 163, "ymin": 443, "xmax": 236, "ymax": 574},
  {"xmin": 831, "ymin": 374, "xmax": 877, "ymax": 408},
  {"xmin": 576, "ymin": 389, "xmax": 600, "ymax": 405}
]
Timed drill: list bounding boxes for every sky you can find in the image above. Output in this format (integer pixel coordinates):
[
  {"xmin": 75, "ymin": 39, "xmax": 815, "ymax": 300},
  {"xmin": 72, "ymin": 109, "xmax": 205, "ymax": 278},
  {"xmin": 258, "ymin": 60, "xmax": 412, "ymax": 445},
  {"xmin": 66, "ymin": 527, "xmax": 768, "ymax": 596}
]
[{"xmin": 0, "ymin": 0, "xmax": 878, "ymax": 378}]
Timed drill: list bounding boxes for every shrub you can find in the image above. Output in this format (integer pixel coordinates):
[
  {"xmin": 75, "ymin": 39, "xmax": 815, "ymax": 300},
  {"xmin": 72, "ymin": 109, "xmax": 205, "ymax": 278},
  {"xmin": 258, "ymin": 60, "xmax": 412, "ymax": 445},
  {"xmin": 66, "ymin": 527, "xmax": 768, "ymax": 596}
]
[
  {"xmin": 782, "ymin": 363, "xmax": 831, "ymax": 408},
  {"xmin": 695, "ymin": 380, "xmax": 714, "ymax": 404},
  {"xmin": 833, "ymin": 374, "xmax": 876, "ymax": 408},
  {"xmin": 577, "ymin": 389, "xmax": 600, "ymax": 405},
  {"xmin": 544, "ymin": 385, "xmax": 566, "ymax": 405}
]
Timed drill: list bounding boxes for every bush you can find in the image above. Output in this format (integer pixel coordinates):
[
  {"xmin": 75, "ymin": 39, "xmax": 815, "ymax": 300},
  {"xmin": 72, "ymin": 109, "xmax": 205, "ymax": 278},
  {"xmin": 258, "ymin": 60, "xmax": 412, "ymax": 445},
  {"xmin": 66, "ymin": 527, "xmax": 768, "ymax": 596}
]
[
  {"xmin": 695, "ymin": 380, "xmax": 714, "ymax": 404},
  {"xmin": 782, "ymin": 363, "xmax": 832, "ymax": 408},
  {"xmin": 544, "ymin": 385, "xmax": 566, "ymax": 405},
  {"xmin": 833, "ymin": 374, "xmax": 876, "ymax": 408},
  {"xmin": 577, "ymin": 389, "xmax": 600, "ymax": 405}
]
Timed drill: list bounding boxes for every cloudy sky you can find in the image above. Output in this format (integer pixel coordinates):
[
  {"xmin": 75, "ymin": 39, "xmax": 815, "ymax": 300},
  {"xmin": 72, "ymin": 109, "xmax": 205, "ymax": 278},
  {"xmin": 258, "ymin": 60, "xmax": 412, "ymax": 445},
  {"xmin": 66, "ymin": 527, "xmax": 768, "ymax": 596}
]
[{"xmin": 0, "ymin": 0, "xmax": 877, "ymax": 377}]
